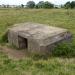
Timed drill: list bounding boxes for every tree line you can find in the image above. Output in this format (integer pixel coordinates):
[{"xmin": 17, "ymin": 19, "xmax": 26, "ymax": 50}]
[
  {"xmin": 0, "ymin": 1, "xmax": 75, "ymax": 9},
  {"xmin": 26, "ymin": 1, "xmax": 54, "ymax": 9},
  {"xmin": 26, "ymin": 1, "xmax": 75, "ymax": 9},
  {"xmin": 64, "ymin": 1, "xmax": 75, "ymax": 9}
]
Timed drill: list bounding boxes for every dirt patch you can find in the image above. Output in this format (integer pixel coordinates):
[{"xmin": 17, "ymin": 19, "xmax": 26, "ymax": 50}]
[{"xmin": 0, "ymin": 45, "xmax": 30, "ymax": 60}]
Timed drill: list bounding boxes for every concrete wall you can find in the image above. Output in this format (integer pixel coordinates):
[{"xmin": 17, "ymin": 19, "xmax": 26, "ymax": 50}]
[
  {"xmin": 28, "ymin": 39, "xmax": 40, "ymax": 53},
  {"xmin": 8, "ymin": 30, "xmax": 41, "ymax": 52},
  {"xmin": 8, "ymin": 27, "xmax": 72, "ymax": 54},
  {"xmin": 8, "ymin": 30, "xmax": 19, "ymax": 48}
]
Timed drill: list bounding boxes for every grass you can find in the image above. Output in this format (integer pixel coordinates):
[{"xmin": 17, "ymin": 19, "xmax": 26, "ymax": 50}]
[
  {"xmin": 0, "ymin": 51, "xmax": 75, "ymax": 75},
  {"xmin": 0, "ymin": 8, "xmax": 75, "ymax": 75}
]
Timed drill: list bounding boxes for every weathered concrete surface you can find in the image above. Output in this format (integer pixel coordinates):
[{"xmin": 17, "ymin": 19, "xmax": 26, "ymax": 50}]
[{"xmin": 8, "ymin": 22, "xmax": 72, "ymax": 53}]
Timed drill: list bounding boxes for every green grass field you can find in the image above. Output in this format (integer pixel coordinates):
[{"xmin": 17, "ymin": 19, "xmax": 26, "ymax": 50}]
[{"xmin": 0, "ymin": 8, "xmax": 75, "ymax": 75}]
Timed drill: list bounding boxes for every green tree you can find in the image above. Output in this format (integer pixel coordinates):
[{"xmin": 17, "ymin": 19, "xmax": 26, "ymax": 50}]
[
  {"xmin": 43, "ymin": 1, "xmax": 54, "ymax": 8},
  {"xmin": 35, "ymin": 4, "xmax": 39, "ymax": 9},
  {"xmin": 70, "ymin": 1, "xmax": 75, "ymax": 8},
  {"xmin": 64, "ymin": 1, "xmax": 71, "ymax": 9},
  {"xmin": 26, "ymin": 1, "xmax": 35, "ymax": 8},
  {"xmin": 37, "ymin": 1, "xmax": 44, "ymax": 8},
  {"xmin": 21, "ymin": 4, "xmax": 24, "ymax": 8}
]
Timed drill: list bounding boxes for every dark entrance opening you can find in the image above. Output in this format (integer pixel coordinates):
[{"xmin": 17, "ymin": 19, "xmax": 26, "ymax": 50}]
[{"xmin": 18, "ymin": 36, "xmax": 28, "ymax": 49}]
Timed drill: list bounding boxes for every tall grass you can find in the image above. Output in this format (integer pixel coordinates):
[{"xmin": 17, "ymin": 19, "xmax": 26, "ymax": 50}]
[{"xmin": 0, "ymin": 8, "xmax": 75, "ymax": 75}]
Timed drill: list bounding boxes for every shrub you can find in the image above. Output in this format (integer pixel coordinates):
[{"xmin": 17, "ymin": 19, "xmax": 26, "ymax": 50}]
[
  {"xmin": 52, "ymin": 42, "xmax": 75, "ymax": 57},
  {"xmin": 0, "ymin": 31, "xmax": 8, "ymax": 43}
]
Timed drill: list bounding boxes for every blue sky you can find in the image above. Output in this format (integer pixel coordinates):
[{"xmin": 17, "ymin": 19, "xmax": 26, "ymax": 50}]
[{"xmin": 0, "ymin": 0, "xmax": 75, "ymax": 5}]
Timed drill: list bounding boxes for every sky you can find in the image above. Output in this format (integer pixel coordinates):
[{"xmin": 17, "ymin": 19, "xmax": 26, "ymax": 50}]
[{"xmin": 0, "ymin": 0, "xmax": 75, "ymax": 5}]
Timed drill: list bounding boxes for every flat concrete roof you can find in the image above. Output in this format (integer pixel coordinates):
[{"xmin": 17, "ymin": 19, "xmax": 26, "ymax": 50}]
[{"xmin": 9, "ymin": 22, "xmax": 68, "ymax": 46}]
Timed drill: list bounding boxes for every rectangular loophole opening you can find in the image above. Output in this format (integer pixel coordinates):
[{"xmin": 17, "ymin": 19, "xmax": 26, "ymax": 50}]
[{"xmin": 18, "ymin": 36, "xmax": 28, "ymax": 49}]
